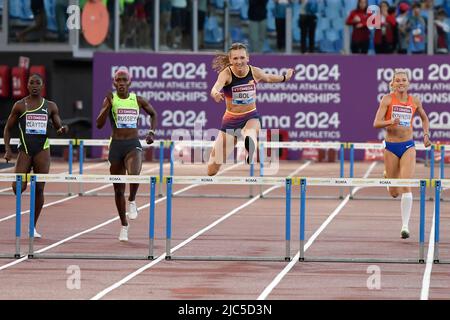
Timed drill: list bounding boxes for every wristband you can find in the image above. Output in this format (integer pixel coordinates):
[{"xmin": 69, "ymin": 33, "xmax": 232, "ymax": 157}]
[
  {"xmin": 282, "ymin": 75, "xmax": 286, "ymax": 82},
  {"xmin": 148, "ymin": 129, "xmax": 155, "ymax": 135}
]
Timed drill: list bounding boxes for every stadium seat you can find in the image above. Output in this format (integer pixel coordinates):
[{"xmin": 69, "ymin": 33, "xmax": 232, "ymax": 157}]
[{"xmin": 204, "ymin": 16, "xmax": 224, "ymax": 44}]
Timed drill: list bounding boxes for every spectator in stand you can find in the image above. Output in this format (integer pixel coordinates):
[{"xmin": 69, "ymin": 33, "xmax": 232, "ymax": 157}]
[
  {"xmin": 435, "ymin": 7, "xmax": 450, "ymax": 53},
  {"xmin": 396, "ymin": 2, "xmax": 411, "ymax": 54},
  {"xmin": 55, "ymin": 0, "xmax": 68, "ymax": 42},
  {"xmin": 170, "ymin": 0, "xmax": 188, "ymax": 49},
  {"xmin": 248, "ymin": 0, "xmax": 268, "ymax": 53},
  {"xmin": 135, "ymin": 0, "xmax": 151, "ymax": 48},
  {"xmin": 273, "ymin": 0, "xmax": 291, "ymax": 51},
  {"xmin": 198, "ymin": 0, "xmax": 207, "ymax": 49},
  {"xmin": 407, "ymin": 2, "xmax": 427, "ymax": 54},
  {"xmin": 299, "ymin": 0, "xmax": 318, "ymax": 53},
  {"xmin": 16, "ymin": 0, "xmax": 47, "ymax": 42},
  {"xmin": 346, "ymin": 0, "xmax": 371, "ymax": 54},
  {"xmin": 160, "ymin": 0, "xmax": 172, "ymax": 50},
  {"xmin": 374, "ymin": 1, "xmax": 397, "ymax": 53}
]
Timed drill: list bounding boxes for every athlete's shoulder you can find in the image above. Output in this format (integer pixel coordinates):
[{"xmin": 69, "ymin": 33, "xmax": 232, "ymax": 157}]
[
  {"xmin": 411, "ymin": 94, "xmax": 422, "ymax": 107},
  {"xmin": 380, "ymin": 93, "xmax": 393, "ymax": 105}
]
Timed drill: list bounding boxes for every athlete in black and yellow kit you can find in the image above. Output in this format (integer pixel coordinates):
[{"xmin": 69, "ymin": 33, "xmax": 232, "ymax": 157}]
[
  {"xmin": 3, "ymin": 74, "xmax": 68, "ymax": 238},
  {"xmin": 96, "ymin": 69, "xmax": 157, "ymax": 242}
]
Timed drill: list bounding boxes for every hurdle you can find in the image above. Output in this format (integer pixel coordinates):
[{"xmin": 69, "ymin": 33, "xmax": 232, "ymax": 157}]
[
  {"xmin": 77, "ymin": 139, "xmax": 167, "ymax": 197},
  {"xmin": 0, "ymin": 138, "xmax": 76, "ymax": 196},
  {"xmin": 164, "ymin": 176, "xmax": 293, "ymax": 262},
  {"xmin": 170, "ymin": 140, "xmax": 261, "ymax": 199},
  {"xmin": 260, "ymin": 141, "xmax": 346, "ymax": 200},
  {"xmin": 432, "ymin": 179, "xmax": 450, "ymax": 264},
  {"xmin": 298, "ymin": 177, "xmax": 428, "ymax": 264},
  {"xmin": 0, "ymin": 174, "xmax": 27, "ymax": 259},
  {"xmin": 26, "ymin": 174, "xmax": 157, "ymax": 260},
  {"xmin": 348, "ymin": 142, "xmax": 435, "ymax": 201}
]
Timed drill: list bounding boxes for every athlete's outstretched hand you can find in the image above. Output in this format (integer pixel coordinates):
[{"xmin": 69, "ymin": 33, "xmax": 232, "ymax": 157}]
[
  {"xmin": 57, "ymin": 125, "xmax": 68, "ymax": 135},
  {"xmin": 424, "ymin": 134, "xmax": 432, "ymax": 148},
  {"xmin": 4, "ymin": 149, "xmax": 12, "ymax": 163},
  {"xmin": 284, "ymin": 68, "xmax": 295, "ymax": 82},
  {"xmin": 146, "ymin": 130, "xmax": 155, "ymax": 145},
  {"xmin": 211, "ymin": 89, "xmax": 224, "ymax": 103}
]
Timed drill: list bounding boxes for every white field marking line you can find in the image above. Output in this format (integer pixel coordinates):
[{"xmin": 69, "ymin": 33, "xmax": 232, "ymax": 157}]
[
  {"xmin": 420, "ymin": 210, "xmax": 435, "ymax": 300},
  {"xmin": 90, "ymin": 161, "xmax": 312, "ymax": 300},
  {"xmin": 257, "ymin": 161, "xmax": 377, "ymax": 300},
  {"xmin": 0, "ymin": 163, "xmax": 242, "ymax": 271},
  {"xmin": 0, "ymin": 164, "xmax": 161, "ymax": 223},
  {"xmin": 0, "ymin": 162, "xmax": 108, "ymax": 193}
]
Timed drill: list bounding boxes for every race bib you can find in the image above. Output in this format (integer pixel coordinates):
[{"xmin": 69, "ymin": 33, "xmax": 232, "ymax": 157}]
[
  {"xmin": 392, "ymin": 105, "xmax": 413, "ymax": 127},
  {"xmin": 116, "ymin": 108, "xmax": 138, "ymax": 128},
  {"xmin": 232, "ymin": 83, "xmax": 256, "ymax": 105},
  {"xmin": 25, "ymin": 114, "xmax": 47, "ymax": 134}
]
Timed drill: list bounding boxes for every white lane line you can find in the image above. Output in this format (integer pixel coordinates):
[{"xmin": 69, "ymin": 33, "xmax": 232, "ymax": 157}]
[
  {"xmin": 0, "ymin": 162, "xmax": 108, "ymax": 193},
  {"xmin": 258, "ymin": 161, "xmax": 377, "ymax": 300},
  {"xmin": 90, "ymin": 162, "xmax": 312, "ymax": 300},
  {"xmin": 420, "ymin": 211, "xmax": 435, "ymax": 300},
  {"xmin": 0, "ymin": 163, "xmax": 243, "ymax": 271},
  {"xmin": 0, "ymin": 164, "xmax": 161, "ymax": 223}
]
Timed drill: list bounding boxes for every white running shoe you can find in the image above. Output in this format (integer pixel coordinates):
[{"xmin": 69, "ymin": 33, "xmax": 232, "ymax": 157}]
[
  {"xmin": 401, "ymin": 226, "xmax": 410, "ymax": 239},
  {"xmin": 119, "ymin": 225, "xmax": 129, "ymax": 242},
  {"xmin": 34, "ymin": 228, "xmax": 41, "ymax": 238},
  {"xmin": 128, "ymin": 201, "xmax": 138, "ymax": 220}
]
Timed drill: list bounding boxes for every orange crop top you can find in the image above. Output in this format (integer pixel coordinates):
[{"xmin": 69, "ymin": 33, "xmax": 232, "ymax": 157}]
[{"xmin": 385, "ymin": 93, "xmax": 417, "ymax": 128}]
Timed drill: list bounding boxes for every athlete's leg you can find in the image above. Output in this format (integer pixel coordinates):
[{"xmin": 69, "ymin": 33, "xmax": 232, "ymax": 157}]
[
  {"xmin": 124, "ymin": 149, "xmax": 143, "ymax": 202},
  {"xmin": 398, "ymin": 148, "xmax": 416, "ymax": 238},
  {"xmin": 12, "ymin": 150, "xmax": 32, "ymax": 194},
  {"xmin": 207, "ymin": 131, "xmax": 236, "ymax": 176},
  {"xmin": 242, "ymin": 119, "xmax": 261, "ymax": 164},
  {"xmin": 31, "ymin": 149, "xmax": 51, "ymax": 226},
  {"xmin": 110, "ymin": 161, "xmax": 128, "ymax": 226},
  {"xmin": 384, "ymin": 149, "xmax": 401, "ymax": 198}
]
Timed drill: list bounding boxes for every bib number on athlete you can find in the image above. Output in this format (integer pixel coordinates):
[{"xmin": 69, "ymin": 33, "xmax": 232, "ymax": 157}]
[
  {"xmin": 232, "ymin": 84, "xmax": 256, "ymax": 105},
  {"xmin": 117, "ymin": 108, "xmax": 138, "ymax": 128},
  {"xmin": 25, "ymin": 114, "xmax": 47, "ymax": 134},
  {"xmin": 392, "ymin": 105, "xmax": 413, "ymax": 127}
]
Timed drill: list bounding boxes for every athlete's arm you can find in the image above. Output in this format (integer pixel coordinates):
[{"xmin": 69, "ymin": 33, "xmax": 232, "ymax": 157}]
[
  {"xmin": 96, "ymin": 92, "xmax": 113, "ymax": 129},
  {"xmin": 373, "ymin": 94, "xmax": 399, "ymax": 128},
  {"xmin": 137, "ymin": 96, "xmax": 157, "ymax": 145},
  {"xmin": 210, "ymin": 69, "xmax": 230, "ymax": 103},
  {"xmin": 49, "ymin": 101, "xmax": 68, "ymax": 135},
  {"xmin": 3, "ymin": 102, "xmax": 22, "ymax": 162},
  {"xmin": 414, "ymin": 96, "xmax": 431, "ymax": 147},
  {"xmin": 252, "ymin": 66, "xmax": 294, "ymax": 83}
]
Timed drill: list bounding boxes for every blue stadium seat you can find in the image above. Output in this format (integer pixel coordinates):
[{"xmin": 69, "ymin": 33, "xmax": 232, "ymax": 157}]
[
  {"xmin": 204, "ymin": 16, "xmax": 224, "ymax": 44},
  {"xmin": 240, "ymin": 0, "xmax": 248, "ymax": 20},
  {"xmin": 344, "ymin": 0, "xmax": 357, "ymax": 14}
]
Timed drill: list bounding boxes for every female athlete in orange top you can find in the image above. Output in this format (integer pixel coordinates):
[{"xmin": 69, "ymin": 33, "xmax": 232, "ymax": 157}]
[
  {"xmin": 373, "ymin": 69, "xmax": 431, "ymax": 239},
  {"xmin": 208, "ymin": 42, "xmax": 294, "ymax": 176}
]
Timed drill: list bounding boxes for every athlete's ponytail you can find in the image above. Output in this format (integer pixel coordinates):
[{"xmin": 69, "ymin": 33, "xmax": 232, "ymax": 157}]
[{"xmin": 212, "ymin": 54, "xmax": 231, "ymax": 73}]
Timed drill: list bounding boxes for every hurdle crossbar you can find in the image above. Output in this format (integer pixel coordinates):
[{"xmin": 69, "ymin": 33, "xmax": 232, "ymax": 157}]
[
  {"xmin": 26, "ymin": 174, "xmax": 157, "ymax": 260},
  {"xmin": 0, "ymin": 174, "xmax": 27, "ymax": 259},
  {"xmin": 298, "ymin": 178, "xmax": 428, "ymax": 264},
  {"xmin": 432, "ymin": 179, "xmax": 450, "ymax": 264},
  {"xmin": 164, "ymin": 176, "xmax": 293, "ymax": 262}
]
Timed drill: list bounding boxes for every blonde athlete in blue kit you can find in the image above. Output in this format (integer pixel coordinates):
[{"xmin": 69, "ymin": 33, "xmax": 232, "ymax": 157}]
[
  {"xmin": 373, "ymin": 69, "xmax": 431, "ymax": 239},
  {"xmin": 96, "ymin": 69, "xmax": 157, "ymax": 241}
]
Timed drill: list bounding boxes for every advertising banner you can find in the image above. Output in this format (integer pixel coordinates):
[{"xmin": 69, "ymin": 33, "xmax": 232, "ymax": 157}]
[{"xmin": 93, "ymin": 53, "xmax": 450, "ymax": 159}]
